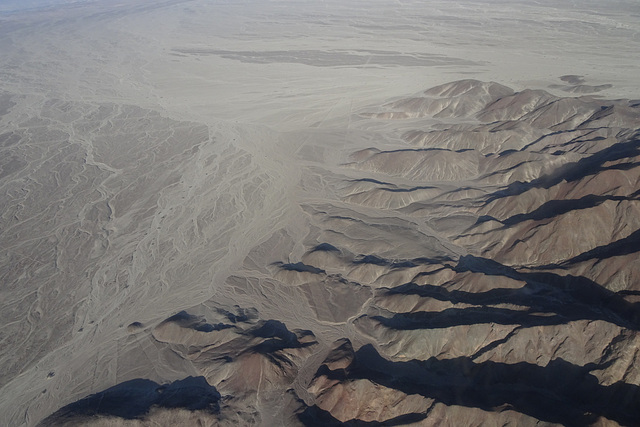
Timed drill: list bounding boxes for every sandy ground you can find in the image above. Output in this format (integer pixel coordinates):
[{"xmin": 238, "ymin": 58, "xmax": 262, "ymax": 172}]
[{"xmin": 0, "ymin": 0, "xmax": 639, "ymax": 426}]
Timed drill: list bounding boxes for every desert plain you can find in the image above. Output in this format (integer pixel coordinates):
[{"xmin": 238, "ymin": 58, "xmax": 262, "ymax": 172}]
[{"xmin": 1, "ymin": 0, "xmax": 640, "ymax": 425}]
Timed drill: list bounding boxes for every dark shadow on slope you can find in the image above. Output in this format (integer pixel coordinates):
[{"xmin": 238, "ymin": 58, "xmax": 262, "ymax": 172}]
[
  {"xmin": 249, "ymin": 320, "xmax": 316, "ymax": 354},
  {"xmin": 381, "ymin": 255, "xmax": 640, "ymax": 330},
  {"xmin": 163, "ymin": 311, "xmax": 235, "ymax": 332},
  {"xmin": 486, "ymin": 137, "xmax": 640, "ymax": 202},
  {"xmin": 312, "ymin": 243, "xmax": 342, "ymax": 253},
  {"xmin": 348, "ymin": 178, "xmax": 398, "ymax": 187},
  {"xmin": 367, "ymin": 147, "xmax": 474, "ymax": 155},
  {"xmin": 280, "ymin": 262, "xmax": 326, "ymax": 274},
  {"xmin": 499, "ymin": 194, "xmax": 636, "ymax": 227},
  {"xmin": 39, "ymin": 376, "xmax": 220, "ymax": 425},
  {"xmin": 520, "ymin": 128, "xmax": 610, "ymax": 153},
  {"xmin": 298, "ymin": 405, "xmax": 429, "ymax": 426},
  {"xmin": 319, "ymin": 345, "xmax": 640, "ymax": 427},
  {"xmin": 354, "ymin": 254, "xmax": 391, "ymax": 266},
  {"xmin": 557, "ymin": 228, "xmax": 640, "ymax": 266},
  {"xmin": 380, "ymin": 185, "xmax": 438, "ymax": 193},
  {"xmin": 518, "ymin": 129, "xmax": 574, "ymax": 152},
  {"xmin": 375, "ymin": 307, "xmax": 564, "ymax": 330},
  {"xmin": 298, "ymin": 405, "xmax": 345, "ymax": 426},
  {"xmin": 479, "ymin": 159, "xmax": 536, "ymax": 183},
  {"xmin": 459, "ymin": 256, "xmax": 640, "ymax": 328},
  {"xmin": 217, "ymin": 306, "xmax": 259, "ymax": 324},
  {"xmin": 251, "ymin": 319, "xmax": 299, "ymax": 342},
  {"xmin": 437, "ymin": 185, "xmax": 485, "ymax": 199},
  {"xmin": 353, "ymin": 254, "xmax": 451, "ymax": 270}
]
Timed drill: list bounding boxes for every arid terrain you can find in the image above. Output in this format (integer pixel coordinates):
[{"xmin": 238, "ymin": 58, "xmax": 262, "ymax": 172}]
[{"xmin": 1, "ymin": 0, "xmax": 639, "ymax": 426}]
